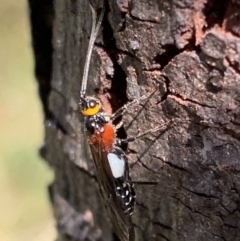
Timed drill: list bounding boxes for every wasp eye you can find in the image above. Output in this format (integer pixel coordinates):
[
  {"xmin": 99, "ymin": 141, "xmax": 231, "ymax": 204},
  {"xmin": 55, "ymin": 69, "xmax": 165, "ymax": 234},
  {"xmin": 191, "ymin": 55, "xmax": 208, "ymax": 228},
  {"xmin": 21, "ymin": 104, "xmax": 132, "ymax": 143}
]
[
  {"xmin": 89, "ymin": 100, "xmax": 97, "ymax": 108},
  {"xmin": 80, "ymin": 101, "xmax": 87, "ymax": 110}
]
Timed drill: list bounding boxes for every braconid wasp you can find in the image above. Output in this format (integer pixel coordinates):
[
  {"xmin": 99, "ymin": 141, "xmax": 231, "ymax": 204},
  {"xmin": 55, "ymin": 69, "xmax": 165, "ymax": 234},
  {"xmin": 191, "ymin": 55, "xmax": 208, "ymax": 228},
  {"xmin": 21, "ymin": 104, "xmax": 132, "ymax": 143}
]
[{"xmin": 79, "ymin": 1, "xmax": 171, "ymax": 240}]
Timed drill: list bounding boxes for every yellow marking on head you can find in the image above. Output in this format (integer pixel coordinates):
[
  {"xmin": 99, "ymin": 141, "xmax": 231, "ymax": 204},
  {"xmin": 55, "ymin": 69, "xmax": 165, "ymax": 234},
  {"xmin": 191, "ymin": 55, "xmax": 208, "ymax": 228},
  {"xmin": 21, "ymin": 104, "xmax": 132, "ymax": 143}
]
[
  {"xmin": 81, "ymin": 97, "xmax": 101, "ymax": 116},
  {"xmin": 81, "ymin": 103, "xmax": 101, "ymax": 116}
]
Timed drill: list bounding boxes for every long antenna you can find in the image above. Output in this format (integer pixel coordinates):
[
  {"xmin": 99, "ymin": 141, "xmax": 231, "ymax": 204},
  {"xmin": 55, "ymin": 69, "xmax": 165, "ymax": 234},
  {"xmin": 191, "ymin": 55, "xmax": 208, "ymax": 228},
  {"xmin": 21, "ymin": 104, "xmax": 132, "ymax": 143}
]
[{"xmin": 80, "ymin": 1, "xmax": 105, "ymax": 100}]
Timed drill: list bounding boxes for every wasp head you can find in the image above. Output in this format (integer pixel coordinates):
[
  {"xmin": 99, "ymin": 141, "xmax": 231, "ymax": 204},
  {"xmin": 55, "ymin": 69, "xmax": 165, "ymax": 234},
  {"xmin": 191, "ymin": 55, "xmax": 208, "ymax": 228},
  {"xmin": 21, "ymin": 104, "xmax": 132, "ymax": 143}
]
[{"xmin": 80, "ymin": 96, "xmax": 101, "ymax": 117}]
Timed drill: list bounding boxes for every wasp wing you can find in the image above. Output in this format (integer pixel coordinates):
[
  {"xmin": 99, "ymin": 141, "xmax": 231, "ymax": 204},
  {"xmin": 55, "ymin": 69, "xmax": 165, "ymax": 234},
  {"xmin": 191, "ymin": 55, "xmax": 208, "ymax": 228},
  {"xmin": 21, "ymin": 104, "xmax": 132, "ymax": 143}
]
[{"xmin": 89, "ymin": 138, "xmax": 135, "ymax": 241}]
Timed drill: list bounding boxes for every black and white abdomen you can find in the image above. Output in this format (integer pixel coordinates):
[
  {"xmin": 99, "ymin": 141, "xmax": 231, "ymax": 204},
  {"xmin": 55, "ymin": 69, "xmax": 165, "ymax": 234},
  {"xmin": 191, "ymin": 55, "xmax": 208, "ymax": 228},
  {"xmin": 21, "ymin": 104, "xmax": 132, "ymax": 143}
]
[
  {"xmin": 115, "ymin": 180, "xmax": 136, "ymax": 215},
  {"xmin": 107, "ymin": 148, "xmax": 136, "ymax": 215}
]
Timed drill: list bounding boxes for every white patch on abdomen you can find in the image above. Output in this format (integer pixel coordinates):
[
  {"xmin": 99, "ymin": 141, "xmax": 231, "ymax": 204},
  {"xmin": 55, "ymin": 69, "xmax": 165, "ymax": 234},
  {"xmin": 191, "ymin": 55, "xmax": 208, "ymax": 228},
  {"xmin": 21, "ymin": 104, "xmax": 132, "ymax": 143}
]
[{"xmin": 107, "ymin": 152, "xmax": 125, "ymax": 178}]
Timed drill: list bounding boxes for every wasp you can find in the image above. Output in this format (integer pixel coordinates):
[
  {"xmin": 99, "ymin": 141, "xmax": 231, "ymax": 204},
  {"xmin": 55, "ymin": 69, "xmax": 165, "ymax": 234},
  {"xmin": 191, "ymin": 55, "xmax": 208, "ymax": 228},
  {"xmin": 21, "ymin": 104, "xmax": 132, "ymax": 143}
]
[{"xmin": 79, "ymin": 1, "xmax": 169, "ymax": 240}]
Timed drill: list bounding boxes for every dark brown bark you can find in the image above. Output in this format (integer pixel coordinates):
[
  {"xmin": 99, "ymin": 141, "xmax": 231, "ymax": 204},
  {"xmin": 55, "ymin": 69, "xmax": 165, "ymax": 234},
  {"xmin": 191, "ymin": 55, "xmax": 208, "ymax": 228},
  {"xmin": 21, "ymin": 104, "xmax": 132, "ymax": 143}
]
[{"xmin": 29, "ymin": 0, "xmax": 240, "ymax": 240}]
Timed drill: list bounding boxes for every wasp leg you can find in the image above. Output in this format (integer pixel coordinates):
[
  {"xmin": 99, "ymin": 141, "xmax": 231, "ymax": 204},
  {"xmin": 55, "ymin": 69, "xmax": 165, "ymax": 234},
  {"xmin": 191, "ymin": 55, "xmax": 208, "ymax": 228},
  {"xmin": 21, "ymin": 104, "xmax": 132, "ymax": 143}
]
[
  {"xmin": 124, "ymin": 166, "xmax": 158, "ymax": 185},
  {"xmin": 114, "ymin": 121, "xmax": 123, "ymax": 130},
  {"xmin": 115, "ymin": 120, "xmax": 172, "ymax": 146},
  {"xmin": 123, "ymin": 154, "xmax": 158, "ymax": 185},
  {"xmin": 110, "ymin": 85, "xmax": 159, "ymax": 122}
]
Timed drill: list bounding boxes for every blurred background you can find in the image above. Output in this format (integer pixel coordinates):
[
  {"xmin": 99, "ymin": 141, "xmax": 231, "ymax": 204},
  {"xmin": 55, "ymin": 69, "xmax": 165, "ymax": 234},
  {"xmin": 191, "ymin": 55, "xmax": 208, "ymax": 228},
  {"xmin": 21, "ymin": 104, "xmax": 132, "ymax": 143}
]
[{"xmin": 0, "ymin": 1, "xmax": 55, "ymax": 240}]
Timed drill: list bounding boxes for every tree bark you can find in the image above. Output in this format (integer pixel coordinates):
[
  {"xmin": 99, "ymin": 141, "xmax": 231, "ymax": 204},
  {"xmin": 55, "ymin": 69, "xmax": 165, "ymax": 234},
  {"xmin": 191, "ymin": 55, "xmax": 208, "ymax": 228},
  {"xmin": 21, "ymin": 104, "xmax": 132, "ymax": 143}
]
[{"xmin": 28, "ymin": 0, "xmax": 240, "ymax": 240}]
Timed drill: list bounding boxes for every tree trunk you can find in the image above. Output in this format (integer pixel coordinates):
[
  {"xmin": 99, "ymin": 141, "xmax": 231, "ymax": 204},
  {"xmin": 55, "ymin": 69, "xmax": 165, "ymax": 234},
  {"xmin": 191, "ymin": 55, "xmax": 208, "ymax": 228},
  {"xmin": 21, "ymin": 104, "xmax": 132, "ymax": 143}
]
[{"xmin": 28, "ymin": 0, "xmax": 240, "ymax": 240}]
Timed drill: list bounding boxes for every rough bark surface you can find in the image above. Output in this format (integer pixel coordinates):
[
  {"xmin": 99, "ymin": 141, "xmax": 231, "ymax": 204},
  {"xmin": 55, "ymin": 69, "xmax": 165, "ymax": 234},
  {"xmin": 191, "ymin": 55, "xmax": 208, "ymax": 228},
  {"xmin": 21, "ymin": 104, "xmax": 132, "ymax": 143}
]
[{"xmin": 29, "ymin": 0, "xmax": 240, "ymax": 240}]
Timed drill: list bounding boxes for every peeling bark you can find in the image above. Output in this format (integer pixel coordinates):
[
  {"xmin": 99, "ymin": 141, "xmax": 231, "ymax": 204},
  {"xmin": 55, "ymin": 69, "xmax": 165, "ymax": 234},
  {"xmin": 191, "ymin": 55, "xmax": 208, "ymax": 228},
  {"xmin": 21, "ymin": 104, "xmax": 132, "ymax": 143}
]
[{"xmin": 29, "ymin": 0, "xmax": 240, "ymax": 240}]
